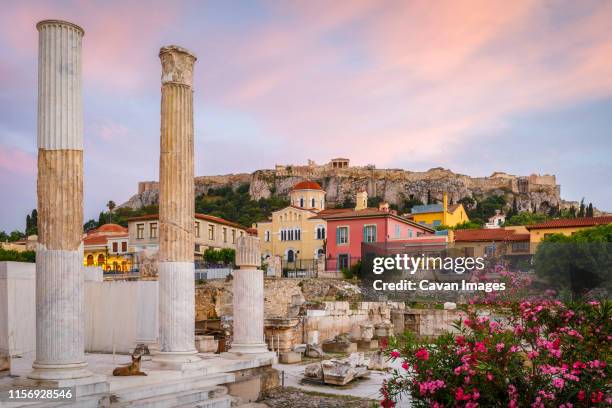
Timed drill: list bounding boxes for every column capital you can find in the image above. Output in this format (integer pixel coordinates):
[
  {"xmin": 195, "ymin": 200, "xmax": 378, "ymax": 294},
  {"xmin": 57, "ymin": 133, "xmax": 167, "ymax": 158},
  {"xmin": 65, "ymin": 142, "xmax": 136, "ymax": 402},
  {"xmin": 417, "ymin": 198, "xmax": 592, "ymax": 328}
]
[
  {"xmin": 36, "ymin": 19, "xmax": 84, "ymax": 36},
  {"xmin": 159, "ymin": 45, "xmax": 197, "ymax": 87},
  {"xmin": 236, "ymin": 236, "xmax": 261, "ymax": 268}
]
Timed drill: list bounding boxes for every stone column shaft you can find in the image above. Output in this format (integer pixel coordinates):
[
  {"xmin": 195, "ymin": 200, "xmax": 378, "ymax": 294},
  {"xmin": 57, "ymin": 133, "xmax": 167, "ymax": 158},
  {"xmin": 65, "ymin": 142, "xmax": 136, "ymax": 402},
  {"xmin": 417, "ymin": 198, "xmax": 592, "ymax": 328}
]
[
  {"xmin": 30, "ymin": 20, "xmax": 89, "ymax": 380},
  {"xmin": 157, "ymin": 46, "xmax": 198, "ymax": 358},
  {"xmin": 230, "ymin": 237, "xmax": 268, "ymax": 354}
]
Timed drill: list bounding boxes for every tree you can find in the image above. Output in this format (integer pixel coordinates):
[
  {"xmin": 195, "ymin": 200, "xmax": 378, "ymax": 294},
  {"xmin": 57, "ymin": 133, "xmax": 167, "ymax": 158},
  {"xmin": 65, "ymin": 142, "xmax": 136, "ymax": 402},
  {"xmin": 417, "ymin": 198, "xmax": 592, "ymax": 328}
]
[
  {"xmin": 503, "ymin": 212, "xmax": 550, "ymax": 226},
  {"xmin": 83, "ymin": 219, "xmax": 98, "ymax": 232},
  {"xmin": 401, "ymin": 195, "xmax": 424, "ymax": 213},
  {"xmin": 25, "ymin": 209, "xmax": 38, "ymax": 236},
  {"xmin": 8, "ymin": 230, "xmax": 25, "ymax": 242},
  {"xmin": 534, "ymin": 224, "xmax": 612, "ymax": 298},
  {"xmin": 578, "ymin": 198, "xmax": 585, "ymax": 217},
  {"xmin": 97, "ymin": 211, "xmax": 106, "ymax": 227},
  {"xmin": 457, "ymin": 196, "xmax": 475, "ymax": 210},
  {"xmin": 106, "ymin": 200, "xmax": 117, "ymax": 223},
  {"xmin": 586, "ymin": 202, "xmax": 594, "ymax": 217}
]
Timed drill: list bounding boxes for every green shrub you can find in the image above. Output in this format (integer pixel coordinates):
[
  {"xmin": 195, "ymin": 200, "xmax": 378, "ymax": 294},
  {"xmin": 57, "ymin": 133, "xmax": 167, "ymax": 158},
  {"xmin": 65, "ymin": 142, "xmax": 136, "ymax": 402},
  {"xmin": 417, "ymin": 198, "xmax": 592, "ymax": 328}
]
[{"xmin": 0, "ymin": 248, "xmax": 35, "ymax": 263}]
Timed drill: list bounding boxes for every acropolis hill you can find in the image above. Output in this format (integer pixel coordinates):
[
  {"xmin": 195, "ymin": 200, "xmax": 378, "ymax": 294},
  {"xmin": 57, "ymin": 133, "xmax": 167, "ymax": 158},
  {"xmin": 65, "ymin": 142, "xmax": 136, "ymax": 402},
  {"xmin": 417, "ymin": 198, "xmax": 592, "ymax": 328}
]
[{"xmin": 124, "ymin": 158, "xmax": 576, "ymax": 214}]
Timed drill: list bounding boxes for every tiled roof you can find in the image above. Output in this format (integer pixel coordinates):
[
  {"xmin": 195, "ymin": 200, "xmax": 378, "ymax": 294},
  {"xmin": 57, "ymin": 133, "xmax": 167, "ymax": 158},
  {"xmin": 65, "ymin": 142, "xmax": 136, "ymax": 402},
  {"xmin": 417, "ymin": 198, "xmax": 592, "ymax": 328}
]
[
  {"xmin": 454, "ymin": 228, "xmax": 529, "ymax": 242},
  {"xmin": 83, "ymin": 235, "xmax": 108, "ymax": 246},
  {"xmin": 410, "ymin": 203, "xmax": 462, "ymax": 214},
  {"xmin": 316, "ymin": 208, "xmax": 353, "ymax": 216},
  {"xmin": 96, "ymin": 223, "xmax": 128, "ymax": 233},
  {"xmin": 126, "ymin": 213, "xmax": 248, "ymax": 230},
  {"xmin": 411, "ymin": 204, "xmax": 443, "ymax": 214},
  {"xmin": 315, "ymin": 208, "xmax": 435, "ymax": 232},
  {"xmin": 526, "ymin": 216, "xmax": 612, "ymax": 230},
  {"xmin": 292, "ymin": 180, "xmax": 324, "ymax": 191}
]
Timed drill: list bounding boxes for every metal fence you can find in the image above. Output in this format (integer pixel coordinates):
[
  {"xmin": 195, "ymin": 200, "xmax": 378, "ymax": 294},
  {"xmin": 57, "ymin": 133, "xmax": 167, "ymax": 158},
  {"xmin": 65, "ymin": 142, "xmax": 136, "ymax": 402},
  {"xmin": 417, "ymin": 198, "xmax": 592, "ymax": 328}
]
[
  {"xmin": 195, "ymin": 268, "xmax": 233, "ymax": 281},
  {"xmin": 281, "ymin": 258, "xmax": 318, "ymax": 278}
]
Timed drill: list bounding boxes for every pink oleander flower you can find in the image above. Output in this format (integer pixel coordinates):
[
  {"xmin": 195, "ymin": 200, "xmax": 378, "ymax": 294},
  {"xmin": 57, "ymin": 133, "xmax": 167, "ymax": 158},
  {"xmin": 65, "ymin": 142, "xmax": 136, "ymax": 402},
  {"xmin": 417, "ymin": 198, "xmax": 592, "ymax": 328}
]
[
  {"xmin": 474, "ymin": 342, "xmax": 486, "ymax": 353},
  {"xmin": 591, "ymin": 390, "xmax": 604, "ymax": 404},
  {"xmin": 401, "ymin": 361, "xmax": 409, "ymax": 370},
  {"xmin": 552, "ymin": 378, "xmax": 565, "ymax": 389},
  {"xmin": 390, "ymin": 350, "xmax": 400, "ymax": 358},
  {"xmin": 415, "ymin": 348, "xmax": 430, "ymax": 361},
  {"xmin": 496, "ymin": 343, "xmax": 505, "ymax": 352}
]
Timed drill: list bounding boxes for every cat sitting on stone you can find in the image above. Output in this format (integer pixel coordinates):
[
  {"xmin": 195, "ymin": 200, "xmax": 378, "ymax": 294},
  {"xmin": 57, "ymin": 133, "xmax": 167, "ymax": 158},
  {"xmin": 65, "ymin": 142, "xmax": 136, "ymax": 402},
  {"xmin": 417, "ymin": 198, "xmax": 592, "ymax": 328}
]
[{"xmin": 112, "ymin": 353, "xmax": 147, "ymax": 376}]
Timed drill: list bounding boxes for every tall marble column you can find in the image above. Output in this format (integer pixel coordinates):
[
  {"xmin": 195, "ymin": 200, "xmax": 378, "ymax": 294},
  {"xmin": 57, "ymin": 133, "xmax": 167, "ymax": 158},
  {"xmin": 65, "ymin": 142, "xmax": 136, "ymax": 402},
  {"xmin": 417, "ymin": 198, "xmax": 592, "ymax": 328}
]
[
  {"xmin": 230, "ymin": 236, "xmax": 268, "ymax": 354},
  {"xmin": 156, "ymin": 46, "xmax": 199, "ymax": 361},
  {"xmin": 29, "ymin": 20, "xmax": 90, "ymax": 380}
]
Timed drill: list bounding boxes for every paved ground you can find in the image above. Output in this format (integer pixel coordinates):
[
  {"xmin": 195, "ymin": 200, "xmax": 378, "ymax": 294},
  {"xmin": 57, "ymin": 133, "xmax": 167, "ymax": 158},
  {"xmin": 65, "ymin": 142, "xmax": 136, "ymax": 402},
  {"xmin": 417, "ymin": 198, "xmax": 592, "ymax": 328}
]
[{"xmin": 272, "ymin": 356, "xmax": 411, "ymax": 407}]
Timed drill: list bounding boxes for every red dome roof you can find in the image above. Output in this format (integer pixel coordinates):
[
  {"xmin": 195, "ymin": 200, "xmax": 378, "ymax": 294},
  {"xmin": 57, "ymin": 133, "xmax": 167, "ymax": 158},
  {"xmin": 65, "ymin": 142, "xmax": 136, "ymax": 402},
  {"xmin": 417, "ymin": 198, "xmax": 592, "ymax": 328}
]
[
  {"xmin": 292, "ymin": 180, "xmax": 324, "ymax": 191},
  {"xmin": 96, "ymin": 223, "xmax": 128, "ymax": 233}
]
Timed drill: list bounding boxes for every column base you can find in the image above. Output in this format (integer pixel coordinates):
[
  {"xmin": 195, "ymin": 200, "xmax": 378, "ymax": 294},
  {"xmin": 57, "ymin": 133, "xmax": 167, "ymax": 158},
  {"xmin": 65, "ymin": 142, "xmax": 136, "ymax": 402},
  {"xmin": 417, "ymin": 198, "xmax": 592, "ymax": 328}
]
[
  {"xmin": 151, "ymin": 350, "xmax": 205, "ymax": 371},
  {"xmin": 28, "ymin": 361, "xmax": 91, "ymax": 380},
  {"xmin": 228, "ymin": 342, "xmax": 270, "ymax": 354}
]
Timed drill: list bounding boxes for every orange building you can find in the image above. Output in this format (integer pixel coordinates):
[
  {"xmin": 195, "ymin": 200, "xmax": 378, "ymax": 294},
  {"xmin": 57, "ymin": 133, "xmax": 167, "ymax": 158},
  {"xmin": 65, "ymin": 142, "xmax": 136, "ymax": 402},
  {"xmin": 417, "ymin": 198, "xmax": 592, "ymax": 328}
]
[{"xmin": 83, "ymin": 223, "xmax": 132, "ymax": 272}]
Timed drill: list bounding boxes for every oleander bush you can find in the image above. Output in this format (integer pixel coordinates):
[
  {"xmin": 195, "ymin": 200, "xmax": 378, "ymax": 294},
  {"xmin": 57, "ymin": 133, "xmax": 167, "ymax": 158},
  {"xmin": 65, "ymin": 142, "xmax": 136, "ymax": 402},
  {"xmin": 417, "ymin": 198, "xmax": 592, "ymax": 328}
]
[{"xmin": 382, "ymin": 299, "xmax": 611, "ymax": 407}]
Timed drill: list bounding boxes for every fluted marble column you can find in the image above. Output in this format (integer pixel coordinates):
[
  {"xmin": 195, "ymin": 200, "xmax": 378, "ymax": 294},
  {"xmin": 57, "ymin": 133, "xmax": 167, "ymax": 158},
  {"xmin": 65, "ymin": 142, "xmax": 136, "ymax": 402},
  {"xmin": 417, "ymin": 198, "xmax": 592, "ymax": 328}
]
[
  {"xmin": 29, "ymin": 20, "xmax": 90, "ymax": 380},
  {"xmin": 156, "ymin": 45, "xmax": 199, "ymax": 361},
  {"xmin": 230, "ymin": 236, "xmax": 268, "ymax": 354}
]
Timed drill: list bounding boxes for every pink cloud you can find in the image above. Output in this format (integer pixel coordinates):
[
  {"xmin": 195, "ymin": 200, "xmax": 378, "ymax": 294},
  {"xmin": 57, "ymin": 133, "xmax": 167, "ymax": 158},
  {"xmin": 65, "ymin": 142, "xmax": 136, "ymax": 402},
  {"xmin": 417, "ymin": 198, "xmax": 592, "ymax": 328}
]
[
  {"xmin": 205, "ymin": 0, "xmax": 612, "ymax": 166},
  {"xmin": 0, "ymin": 0, "xmax": 180, "ymax": 91},
  {"xmin": 0, "ymin": 145, "xmax": 36, "ymax": 176}
]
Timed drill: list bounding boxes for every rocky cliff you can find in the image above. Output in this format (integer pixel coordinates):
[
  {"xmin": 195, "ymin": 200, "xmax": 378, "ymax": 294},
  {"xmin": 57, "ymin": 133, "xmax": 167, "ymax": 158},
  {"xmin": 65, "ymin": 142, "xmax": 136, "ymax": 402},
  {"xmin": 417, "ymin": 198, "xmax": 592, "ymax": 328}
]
[{"xmin": 121, "ymin": 163, "xmax": 570, "ymax": 214}]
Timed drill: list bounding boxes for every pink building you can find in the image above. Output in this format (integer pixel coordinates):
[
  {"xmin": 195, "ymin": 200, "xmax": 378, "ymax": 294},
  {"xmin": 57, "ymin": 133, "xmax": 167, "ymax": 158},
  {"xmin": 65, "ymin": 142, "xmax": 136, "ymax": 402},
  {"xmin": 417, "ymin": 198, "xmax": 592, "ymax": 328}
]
[{"xmin": 316, "ymin": 205, "xmax": 437, "ymax": 270}]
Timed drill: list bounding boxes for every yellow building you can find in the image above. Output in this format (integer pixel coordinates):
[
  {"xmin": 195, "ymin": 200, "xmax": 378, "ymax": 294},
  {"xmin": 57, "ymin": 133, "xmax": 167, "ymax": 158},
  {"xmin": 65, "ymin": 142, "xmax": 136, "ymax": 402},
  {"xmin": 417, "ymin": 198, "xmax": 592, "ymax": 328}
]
[
  {"xmin": 257, "ymin": 181, "xmax": 333, "ymax": 262},
  {"xmin": 408, "ymin": 193, "xmax": 468, "ymax": 228},
  {"xmin": 83, "ymin": 223, "xmax": 132, "ymax": 272},
  {"xmin": 526, "ymin": 216, "xmax": 612, "ymax": 243}
]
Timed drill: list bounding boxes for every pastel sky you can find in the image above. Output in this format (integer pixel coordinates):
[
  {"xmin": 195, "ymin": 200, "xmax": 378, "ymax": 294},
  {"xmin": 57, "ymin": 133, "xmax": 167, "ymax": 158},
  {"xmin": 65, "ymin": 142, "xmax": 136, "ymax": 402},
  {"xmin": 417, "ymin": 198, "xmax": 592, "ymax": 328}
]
[{"xmin": 1, "ymin": 0, "xmax": 611, "ymax": 232}]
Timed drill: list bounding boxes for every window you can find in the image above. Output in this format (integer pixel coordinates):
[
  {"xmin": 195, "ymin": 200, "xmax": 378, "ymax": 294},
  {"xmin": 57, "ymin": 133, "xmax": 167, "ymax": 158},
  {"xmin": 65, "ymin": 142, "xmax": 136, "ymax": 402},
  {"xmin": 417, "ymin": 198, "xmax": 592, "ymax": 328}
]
[
  {"xmin": 97, "ymin": 254, "xmax": 105, "ymax": 265},
  {"xmin": 223, "ymin": 227, "xmax": 227, "ymax": 243},
  {"xmin": 512, "ymin": 242, "xmax": 530, "ymax": 252},
  {"xmin": 433, "ymin": 220, "xmax": 441, "ymax": 226},
  {"xmin": 112, "ymin": 242, "xmax": 118, "ymax": 252},
  {"xmin": 337, "ymin": 226, "xmax": 349, "ymax": 244},
  {"xmin": 394, "ymin": 225, "xmax": 401, "ymax": 238},
  {"xmin": 87, "ymin": 254, "xmax": 94, "ymax": 266},
  {"xmin": 485, "ymin": 245, "xmax": 496, "ymax": 256},
  {"xmin": 408, "ymin": 230, "xmax": 413, "ymax": 238},
  {"xmin": 121, "ymin": 241, "xmax": 127, "ymax": 252},
  {"xmin": 208, "ymin": 224, "xmax": 215, "ymax": 240},
  {"xmin": 265, "ymin": 230, "xmax": 271, "ymax": 242},
  {"xmin": 363, "ymin": 225, "xmax": 377, "ymax": 243},
  {"xmin": 311, "ymin": 198, "xmax": 316, "ymax": 208},
  {"xmin": 338, "ymin": 254, "xmax": 349, "ymax": 269},
  {"xmin": 316, "ymin": 225, "xmax": 326, "ymax": 240},
  {"xmin": 287, "ymin": 249, "xmax": 295, "ymax": 262},
  {"xmin": 231, "ymin": 229, "xmax": 236, "ymax": 244},
  {"xmin": 296, "ymin": 228, "xmax": 301, "ymax": 241},
  {"xmin": 137, "ymin": 223, "xmax": 144, "ymax": 239},
  {"xmin": 195, "ymin": 221, "xmax": 200, "ymax": 238},
  {"xmin": 300, "ymin": 197, "xmax": 304, "ymax": 207},
  {"xmin": 150, "ymin": 222, "xmax": 158, "ymax": 239}
]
